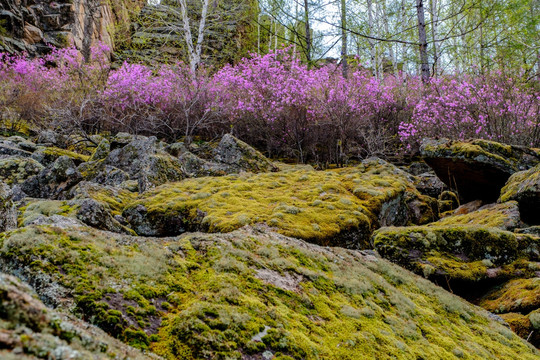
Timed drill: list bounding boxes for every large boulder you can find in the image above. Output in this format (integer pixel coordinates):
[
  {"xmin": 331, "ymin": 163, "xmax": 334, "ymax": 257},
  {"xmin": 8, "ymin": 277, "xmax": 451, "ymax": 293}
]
[
  {"xmin": 0, "ymin": 272, "xmax": 159, "ymax": 359},
  {"xmin": 83, "ymin": 136, "xmax": 185, "ymax": 192},
  {"xmin": 0, "ymin": 223, "xmax": 537, "ymax": 358},
  {"xmin": 124, "ymin": 158, "xmax": 437, "ymax": 247},
  {"xmin": 21, "ymin": 155, "xmax": 82, "ymax": 199},
  {"xmin": 372, "ymin": 200, "xmax": 539, "ymax": 295},
  {"xmin": 213, "ymin": 134, "xmax": 278, "ymax": 173},
  {"xmin": 0, "ymin": 156, "xmax": 44, "ymax": 185},
  {"xmin": 421, "ymin": 138, "xmax": 540, "ymax": 202},
  {"xmin": 499, "ymin": 163, "xmax": 540, "ymax": 225}
]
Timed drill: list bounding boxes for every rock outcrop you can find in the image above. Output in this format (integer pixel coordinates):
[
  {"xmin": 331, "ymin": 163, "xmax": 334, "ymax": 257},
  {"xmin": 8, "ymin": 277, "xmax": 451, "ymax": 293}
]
[
  {"xmin": 0, "ymin": 0, "xmax": 145, "ymax": 56},
  {"xmin": 499, "ymin": 163, "xmax": 540, "ymax": 225},
  {"xmin": 123, "ymin": 158, "xmax": 436, "ymax": 246},
  {"xmin": 421, "ymin": 138, "xmax": 540, "ymax": 202}
]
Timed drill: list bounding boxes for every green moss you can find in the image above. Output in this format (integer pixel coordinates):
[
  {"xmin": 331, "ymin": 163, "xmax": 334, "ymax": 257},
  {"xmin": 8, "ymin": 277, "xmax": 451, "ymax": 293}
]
[
  {"xmin": 127, "ymin": 160, "xmax": 433, "ymax": 247},
  {"xmin": 39, "ymin": 147, "xmax": 90, "ymax": 164},
  {"xmin": 0, "ymin": 157, "xmax": 43, "ymax": 185},
  {"xmin": 479, "ymin": 278, "xmax": 540, "ymax": 314},
  {"xmin": 434, "ymin": 201, "xmax": 519, "ymax": 229},
  {"xmin": 18, "ymin": 200, "xmax": 79, "ymax": 227},
  {"xmin": 0, "ymin": 224, "xmax": 538, "ymax": 358},
  {"xmin": 499, "ymin": 164, "xmax": 540, "ymax": 203}
]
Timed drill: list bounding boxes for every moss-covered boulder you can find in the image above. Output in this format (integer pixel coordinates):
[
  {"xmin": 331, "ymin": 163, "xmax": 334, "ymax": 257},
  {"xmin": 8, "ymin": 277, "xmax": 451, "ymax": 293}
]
[
  {"xmin": 0, "ymin": 156, "xmax": 44, "ymax": 185},
  {"xmin": 479, "ymin": 278, "xmax": 540, "ymax": 315},
  {"xmin": 499, "ymin": 163, "xmax": 540, "ymax": 225},
  {"xmin": 421, "ymin": 138, "xmax": 540, "ymax": 202},
  {"xmin": 21, "ymin": 155, "xmax": 82, "ymax": 200},
  {"xmin": 18, "ymin": 197, "xmax": 134, "ymax": 234},
  {"xmin": 0, "ymin": 181, "xmax": 16, "ymax": 232},
  {"xmin": 123, "ymin": 158, "xmax": 436, "ymax": 247},
  {"xmin": 435, "ymin": 201, "xmax": 522, "ymax": 231},
  {"xmin": 30, "ymin": 146, "xmax": 90, "ymax": 166},
  {"xmin": 0, "ymin": 224, "xmax": 538, "ymax": 359},
  {"xmin": 84, "ymin": 136, "xmax": 185, "ymax": 192},
  {"xmin": 373, "ymin": 225, "xmax": 519, "ymax": 278},
  {"xmin": 212, "ymin": 134, "xmax": 279, "ymax": 173},
  {"xmin": 500, "ymin": 312, "xmax": 540, "ymax": 349},
  {"xmin": 89, "ymin": 138, "xmax": 111, "ymax": 162},
  {"xmin": 0, "ymin": 272, "xmax": 160, "ymax": 359},
  {"xmin": 478, "ymin": 278, "xmax": 540, "ymax": 347}
]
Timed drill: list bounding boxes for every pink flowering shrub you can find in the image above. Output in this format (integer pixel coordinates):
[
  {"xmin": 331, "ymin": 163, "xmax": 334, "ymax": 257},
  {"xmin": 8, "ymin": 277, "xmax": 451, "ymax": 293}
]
[
  {"xmin": 1, "ymin": 45, "xmax": 539, "ymax": 162},
  {"xmin": 399, "ymin": 73, "xmax": 540, "ymax": 147}
]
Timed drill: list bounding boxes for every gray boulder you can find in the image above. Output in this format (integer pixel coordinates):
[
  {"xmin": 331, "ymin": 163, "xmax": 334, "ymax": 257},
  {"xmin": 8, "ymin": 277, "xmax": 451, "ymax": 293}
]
[{"xmin": 21, "ymin": 156, "xmax": 82, "ymax": 199}]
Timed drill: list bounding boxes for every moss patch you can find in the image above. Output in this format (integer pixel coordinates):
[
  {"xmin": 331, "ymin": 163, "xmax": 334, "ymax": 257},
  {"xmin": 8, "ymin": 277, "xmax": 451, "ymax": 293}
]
[
  {"xmin": 125, "ymin": 159, "xmax": 435, "ymax": 248},
  {"xmin": 0, "ymin": 224, "xmax": 537, "ymax": 359},
  {"xmin": 434, "ymin": 201, "xmax": 520, "ymax": 230},
  {"xmin": 479, "ymin": 278, "xmax": 540, "ymax": 314}
]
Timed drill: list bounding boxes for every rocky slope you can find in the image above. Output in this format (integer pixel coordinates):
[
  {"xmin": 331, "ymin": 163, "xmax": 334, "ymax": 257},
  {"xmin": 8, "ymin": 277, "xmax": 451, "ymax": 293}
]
[
  {"xmin": 0, "ymin": 0, "xmax": 145, "ymax": 55},
  {"xmin": 0, "ymin": 131, "xmax": 539, "ymax": 358}
]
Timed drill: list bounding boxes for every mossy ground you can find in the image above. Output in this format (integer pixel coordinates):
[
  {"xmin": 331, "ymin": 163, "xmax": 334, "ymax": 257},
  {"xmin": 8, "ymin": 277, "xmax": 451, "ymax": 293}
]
[
  {"xmin": 127, "ymin": 160, "xmax": 432, "ymax": 246},
  {"xmin": 0, "ymin": 224, "xmax": 537, "ymax": 359}
]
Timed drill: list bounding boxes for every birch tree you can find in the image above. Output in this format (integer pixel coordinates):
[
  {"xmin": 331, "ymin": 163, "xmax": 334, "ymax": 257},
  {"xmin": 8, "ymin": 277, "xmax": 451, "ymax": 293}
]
[{"xmin": 177, "ymin": 0, "xmax": 210, "ymax": 72}]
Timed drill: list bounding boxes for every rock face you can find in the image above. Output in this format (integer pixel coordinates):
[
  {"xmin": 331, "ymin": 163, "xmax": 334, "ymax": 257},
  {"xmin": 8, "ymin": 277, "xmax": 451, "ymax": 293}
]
[
  {"xmin": 0, "ymin": 0, "xmax": 145, "ymax": 55},
  {"xmin": 0, "ymin": 272, "xmax": 160, "ymax": 359},
  {"xmin": 499, "ymin": 163, "xmax": 540, "ymax": 225},
  {"xmin": 421, "ymin": 138, "xmax": 540, "ymax": 202},
  {"xmin": 0, "ymin": 224, "xmax": 537, "ymax": 359}
]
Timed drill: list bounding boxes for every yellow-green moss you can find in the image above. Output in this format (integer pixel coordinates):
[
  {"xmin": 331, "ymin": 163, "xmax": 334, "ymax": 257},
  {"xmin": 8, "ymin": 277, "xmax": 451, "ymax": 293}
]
[
  {"xmin": 41, "ymin": 147, "xmax": 90, "ymax": 163},
  {"xmin": 17, "ymin": 200, "xmax": 79, "ymax": 227},
  {"xmin": 479, "ymin": 278, "xmax": 540, "ymax": 314},
  {"xmin": 500, "ymin": 164, "xmax": 540, "ymax": 203},
  {"xmin": 128, "ymin": 160, "xmax": 433, "ymax": 246},
  {"xmin": 0, "ymin": 224, "xmax": 537, "ymax": 359},
  {"xmin": 434, "ymin": 201, "xmax": 519, "ymax": 229}
]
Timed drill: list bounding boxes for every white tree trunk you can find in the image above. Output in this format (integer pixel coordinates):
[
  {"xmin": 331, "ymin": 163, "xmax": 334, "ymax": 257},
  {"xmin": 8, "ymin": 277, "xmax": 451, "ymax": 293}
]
[
  {"xmin": 178, "ymin": 0, "xmax": 210, "ymax": 73},
  {"xmin": 367, "ymin": 0, "xmax": 376, "ymax": 76}
]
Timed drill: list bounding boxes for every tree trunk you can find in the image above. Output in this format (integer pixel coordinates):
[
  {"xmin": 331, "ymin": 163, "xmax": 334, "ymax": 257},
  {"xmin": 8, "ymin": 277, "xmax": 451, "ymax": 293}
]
[
  {"xmin": 178, "ymin": 0, "xmax": 210, "ymax": 73},
  {"xmin": 416, "ymin": 0, "xmax": 430, "ymax": 82},
  {"xmin": 304, "ymin": 0, "xmax": 311, "ymax": 64},
  {"xmin": 341, "ymin": 0, "xmax": 348, "ymax": 78},
  {"xmin": 367, "ymin": 0, "xmax": 376, "ymax": 76},
  {"xmin": 429, "ymin": 0, "xmax": 440, "ymax": 76}
]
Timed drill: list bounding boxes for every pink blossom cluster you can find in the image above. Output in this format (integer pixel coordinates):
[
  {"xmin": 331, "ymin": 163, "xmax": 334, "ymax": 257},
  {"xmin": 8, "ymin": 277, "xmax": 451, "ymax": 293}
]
[{"xmin": 1, "ymin": 45, "xmax": 539, "ymax": 162}]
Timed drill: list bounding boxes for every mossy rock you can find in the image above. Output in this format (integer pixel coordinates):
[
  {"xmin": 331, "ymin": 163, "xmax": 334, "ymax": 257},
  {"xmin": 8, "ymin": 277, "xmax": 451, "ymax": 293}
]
[
  {"xmin": 0, "ymin": 224, "xmax": 538, "ymax": 359},
  {"xmin": 499, "ymin": 163, "xmax": 540, "ymax": 225},
  {"xmin": 371, "ymin": 224, "xmax": 540, "ymax": 293},
  {"xmin": 0, "ymin": 156, "xmax": 44, "ymax": 185},
  {"xmin": 421, "ymin": 138, "xmax": 540, "ymax": 202},
  {"xmin": 0, "ymin": 272, "xmax": 161, "ymax": 359},
  {"xmin": 87, "ymin": 136, "xmax": 185, "ymax": 192},
  {"xmin": 30, "ymin": 146, "xmax": 90, "ymax": 166},
  {"xmin": 123, "ymin": 158, "xmax": 436, "ymax": 248},
  {"xmin": 479, "ymin": 278, "xmax": 540, "ymax": 315},
  {"xmin": 500, "ymin": 312, "xmax": 540, "ymax": 348},
  {"xmin": 435, "ymin": 201, "xmax": 521, "ymax": 230},
  {"xmin": 212, "ymin": 134, "xmax": 279, "ymax": 173}
]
